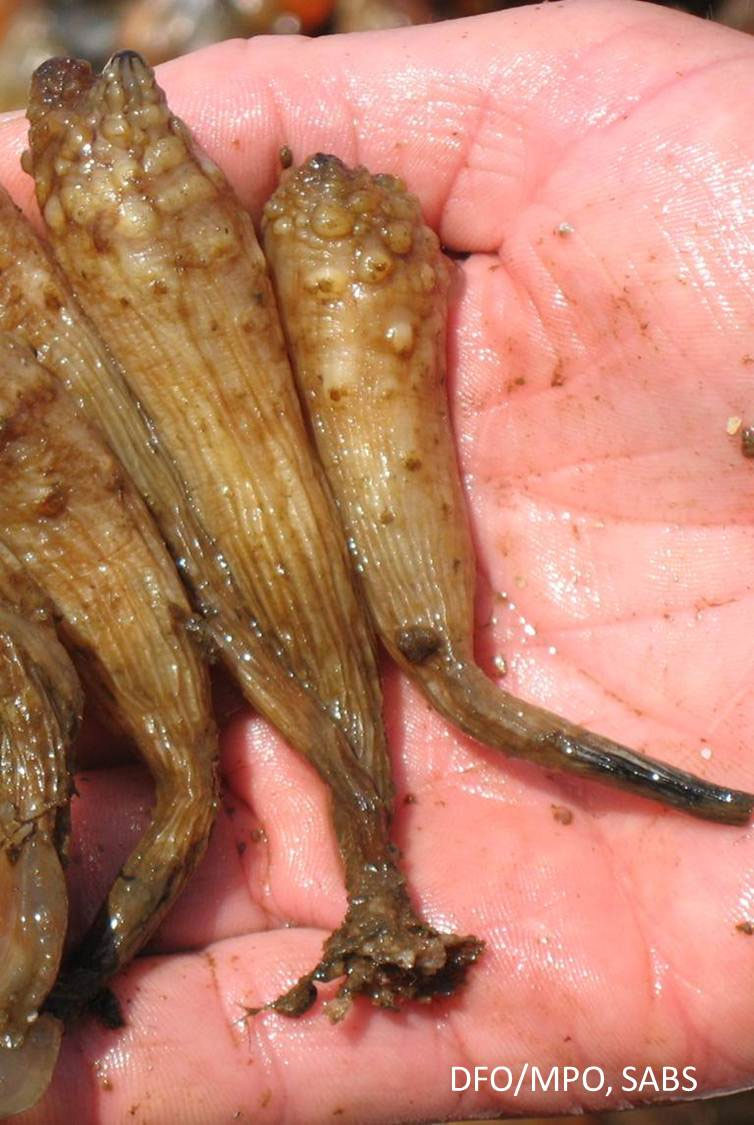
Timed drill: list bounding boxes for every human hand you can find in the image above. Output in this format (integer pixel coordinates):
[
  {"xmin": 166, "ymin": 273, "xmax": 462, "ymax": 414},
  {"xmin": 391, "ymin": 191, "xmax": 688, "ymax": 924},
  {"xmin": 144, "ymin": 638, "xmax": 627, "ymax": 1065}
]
[{"xmin": 2, "ymin": 1, "xmax": 754, "ymax": 1120}]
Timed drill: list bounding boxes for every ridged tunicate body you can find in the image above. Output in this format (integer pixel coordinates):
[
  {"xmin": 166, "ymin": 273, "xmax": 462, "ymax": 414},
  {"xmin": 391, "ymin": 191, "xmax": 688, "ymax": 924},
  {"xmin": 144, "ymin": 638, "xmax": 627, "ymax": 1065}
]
[{"xmin": 262, "ymin": 153, "xmax": 753, "ymax": 826}]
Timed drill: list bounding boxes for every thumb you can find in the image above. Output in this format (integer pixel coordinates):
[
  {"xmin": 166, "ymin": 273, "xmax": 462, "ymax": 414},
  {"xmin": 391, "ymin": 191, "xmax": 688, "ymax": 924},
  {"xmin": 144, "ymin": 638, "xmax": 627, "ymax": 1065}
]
[{"xmin": 0, "ymin": 1, "xmax": 747, "ymax": 245}]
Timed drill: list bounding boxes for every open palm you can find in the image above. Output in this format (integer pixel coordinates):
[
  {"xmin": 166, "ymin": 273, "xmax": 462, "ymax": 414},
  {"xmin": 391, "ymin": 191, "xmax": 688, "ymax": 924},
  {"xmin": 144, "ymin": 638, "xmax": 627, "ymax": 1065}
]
[{"xmin": 3, "ymin": 1, "xmax": 754, "ymax": 1121}]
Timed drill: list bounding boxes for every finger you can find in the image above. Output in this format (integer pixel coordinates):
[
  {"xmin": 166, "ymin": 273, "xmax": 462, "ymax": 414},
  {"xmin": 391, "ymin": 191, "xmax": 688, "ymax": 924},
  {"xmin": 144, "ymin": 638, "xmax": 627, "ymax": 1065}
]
[
  {"xmin": 63, "ymin": 714, "xmax": 343, "ymax": 954},
  {"xmin": 21, "ymin": 929, "xmax": 484, "ymax": 1125},
  {"xmin": 133, "ymin": 0, "xmax": 754, "ymax": 249},
  {"xmin": 1, "ymin": 3, "xmax": 750, "ymax": 245},
  {"xmin": 26, "ymin": 804, "xmax": 754, "ymax": 1125},
  {"xmin": 64, "ymin": 678, "xmax": 519, "ymax": 955}
]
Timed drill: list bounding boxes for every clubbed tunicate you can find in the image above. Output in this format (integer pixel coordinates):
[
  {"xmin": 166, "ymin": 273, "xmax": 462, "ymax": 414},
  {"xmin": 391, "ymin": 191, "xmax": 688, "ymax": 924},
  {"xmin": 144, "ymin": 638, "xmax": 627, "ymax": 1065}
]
[{"xmin": 262, "ymin": 152, "xmax": 754, "ymax": 826}]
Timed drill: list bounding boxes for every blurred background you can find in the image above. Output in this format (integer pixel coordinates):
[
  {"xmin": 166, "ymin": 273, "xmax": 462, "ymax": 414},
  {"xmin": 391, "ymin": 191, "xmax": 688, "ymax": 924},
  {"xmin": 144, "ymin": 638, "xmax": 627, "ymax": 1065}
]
[
  {"xmin": 0, "ymin": 0, "xmax": 752, "ymax": 112},
  {"xmin": 1, "ymin": 0, "xmax": 753, "ymax": 1121}
]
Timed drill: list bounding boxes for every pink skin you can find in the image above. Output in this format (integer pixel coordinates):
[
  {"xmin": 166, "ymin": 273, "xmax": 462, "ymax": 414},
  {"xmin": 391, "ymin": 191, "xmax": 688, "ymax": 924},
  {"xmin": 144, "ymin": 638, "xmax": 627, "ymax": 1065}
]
[{"xmin": 2, "ymin": 0, "xmax": 754, "ymax": 1120}]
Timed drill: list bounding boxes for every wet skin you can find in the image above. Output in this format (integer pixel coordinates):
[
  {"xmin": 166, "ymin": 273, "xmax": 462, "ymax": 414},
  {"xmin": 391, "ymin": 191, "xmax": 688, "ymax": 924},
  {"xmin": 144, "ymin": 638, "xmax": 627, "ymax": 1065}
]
[{"xmin": 2, "ymin": 1, "xmax": 754, "ymax": 1121}]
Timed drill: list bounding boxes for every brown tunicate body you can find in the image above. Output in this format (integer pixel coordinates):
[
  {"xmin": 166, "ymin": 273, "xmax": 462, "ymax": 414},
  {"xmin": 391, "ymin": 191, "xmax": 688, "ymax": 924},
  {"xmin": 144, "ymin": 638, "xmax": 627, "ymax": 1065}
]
[
  {"xmin": 0, "ymin": 334, "xmax": 218, "ymax": 1021},
  {"xmin": 2, "ymin": 122, "xmax": 453, "ymax": 1017},
  {"xmin": 25, "ymin": 55, "xmax": 482, "ymax": 1018},
  {"xmin": 0, "ymin": 542, "xmax": 81, "ymax": 1115},
  {"xmin": 262, "ymin": 153, "xmax": 753, "ymax": 826},
  {"xmin": 0, "ymin": 181, "xmax": 325, "ymax": 774},
  {"xmin": 263, "ymin": 156, "xmax": 469, "ymax": 648},
  {"xmin": 25, "ymin": 52, "xmax": 391, "ymax": 805},
  {"xmin": 0, "ymin": 157, "xmax": 382, "ymax": 827}
]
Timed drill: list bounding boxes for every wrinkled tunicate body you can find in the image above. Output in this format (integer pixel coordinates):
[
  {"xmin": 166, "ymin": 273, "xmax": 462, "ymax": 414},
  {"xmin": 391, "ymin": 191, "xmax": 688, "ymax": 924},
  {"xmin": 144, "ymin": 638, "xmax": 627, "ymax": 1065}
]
[
  {"xmin": 25, "ymin": 53, "xmax": 483, "ymax": 1019},
  {"xmin": 262, "ymin": 153, "xmax": 753, "ymax": 825},
  {"xmin": 0, "ymin": 542, "xmax": 81, "ymax": 1116},
  {"xmin": 0, "ymin": 334, "xmax": 218, "ymax": 1022}
]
